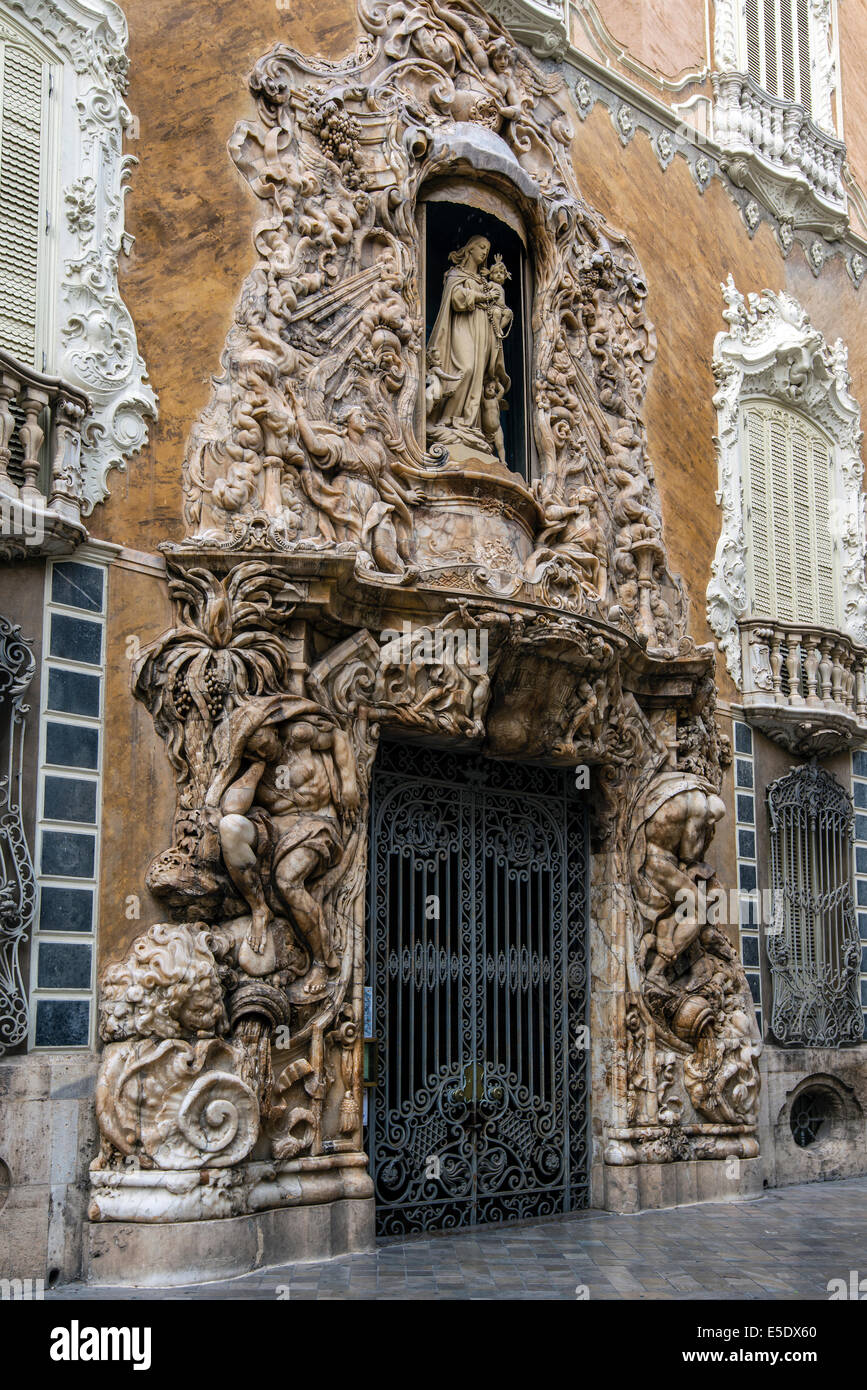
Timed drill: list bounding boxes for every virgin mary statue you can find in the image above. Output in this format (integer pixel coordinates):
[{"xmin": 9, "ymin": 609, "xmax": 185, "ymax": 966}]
[{"xmin": 426, "ymin": 235, "xmax": 511, "ymax": 461}]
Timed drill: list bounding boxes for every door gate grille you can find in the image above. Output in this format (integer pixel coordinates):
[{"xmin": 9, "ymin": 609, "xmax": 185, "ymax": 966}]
[{"xmin": 366, "ymin": 742, "xmax": 589, "ymax": 1237}]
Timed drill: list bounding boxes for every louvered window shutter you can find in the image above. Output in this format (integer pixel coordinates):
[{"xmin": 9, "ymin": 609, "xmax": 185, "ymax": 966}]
[
  {"xmin": 796, "ymin": 0, "xmax": 812, "ymax": 111},
  {"xmin": 763, "ymin": 0, "xmax": 779, "ymax": 95},
  {"xmin": 746, "ymin": 0, "xmax": 762, "ymax": 83},
  {"xmin": 743, "ymin": 0, "xmax": 814, "ymax": 114},
  {"xmin": 0, "ymin": 37, "xmax": 48, "ymax": 368},
  {"xmin": 811, "ymin": 435, "xmax": 835, "ymax": 624},
  {"xmin": 743, "ymin": 402, "xmax": 838, "ymax": 628},
  {"xmin": 745, "ymin": 406, "xmax": 773, "ymax": 615}
]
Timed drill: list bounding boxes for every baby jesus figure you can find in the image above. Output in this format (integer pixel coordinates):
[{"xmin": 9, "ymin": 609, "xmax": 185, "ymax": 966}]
[{"xmin": 484, "ymin": 255, "xmax": 513, "ymax": 341}]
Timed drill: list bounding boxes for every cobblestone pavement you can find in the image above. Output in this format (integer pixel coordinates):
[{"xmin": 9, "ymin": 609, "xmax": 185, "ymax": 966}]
[{"xmin": 51, "ymin": 1176, "xmax": 867, "ymax": 1301}]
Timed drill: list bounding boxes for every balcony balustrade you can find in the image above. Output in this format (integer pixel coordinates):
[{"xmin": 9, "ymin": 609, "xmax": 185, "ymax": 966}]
[
  {"xmin": 741, "ymin": 618, "xmax": 867, "ymax": 755},
  {"xmin": 713, "ymin": 70, "xmax": 848, "ymax": 236},
  {"xmin": 0, "ymin": 347, "xmax": 91, "ymax": 559}
]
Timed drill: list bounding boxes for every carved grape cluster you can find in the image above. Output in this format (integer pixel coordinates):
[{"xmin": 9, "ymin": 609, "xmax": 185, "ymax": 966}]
[
  {"xmin": 171, "ymin": 669, "xmax": 224, "ymax": 722},
  {"xmin": 313, "ymin": 100, "xmax": 362, "ymax": 189},
  {"xmin": 172, "ymin": 674, "xmax": 193, "ymax": 718},
  {"xmin": 202, "ymin": 667, "xmax": 225, "ymax": 720}
]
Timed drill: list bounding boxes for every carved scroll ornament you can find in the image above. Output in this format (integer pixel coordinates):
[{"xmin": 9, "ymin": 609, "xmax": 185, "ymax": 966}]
[{"xmin": 176, "ymin": 0, "xmax": 684, "ymax": 650}]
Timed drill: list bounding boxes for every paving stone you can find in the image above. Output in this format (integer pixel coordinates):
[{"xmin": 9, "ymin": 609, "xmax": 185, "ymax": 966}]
[{"xmin": 46, "ymin": 1173, "xmax": 867, "ymax": 1302}]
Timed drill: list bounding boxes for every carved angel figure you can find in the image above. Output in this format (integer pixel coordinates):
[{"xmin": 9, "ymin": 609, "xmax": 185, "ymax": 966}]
[{"xmin": 292, "ymin": 398, "xmax": 418, "ymax": 574}]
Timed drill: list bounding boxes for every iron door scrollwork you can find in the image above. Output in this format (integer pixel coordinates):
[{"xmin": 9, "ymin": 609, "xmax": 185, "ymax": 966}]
[
  {"xmin": 0, "ymin": 617, "xmax": 36, "ymax": 1055},
  {"xmin": 367, "ymin": 742, "xmax": 589, "ymax": 1236}
]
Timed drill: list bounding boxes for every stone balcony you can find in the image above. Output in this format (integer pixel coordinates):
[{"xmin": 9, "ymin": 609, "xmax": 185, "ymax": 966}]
[
  {"xmin": 740, "ymin": 618, "xmax": 867, "ymax": 755},
  {"xmin": 712, "ymin": 70, "xmax": 848, "ymax": 239},
  {"xmin": 0, "ymin": 347, "xmax": 91, "ymax": 560}
]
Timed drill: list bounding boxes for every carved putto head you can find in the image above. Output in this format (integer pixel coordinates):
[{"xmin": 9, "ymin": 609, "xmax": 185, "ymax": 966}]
[
  {"xmin": 99, "ymin": 921, "xmax": 227, "ymax": 1042},
  {"xmin": 485, "ymin": 254, "xmax": 511, "ymax": 285}
]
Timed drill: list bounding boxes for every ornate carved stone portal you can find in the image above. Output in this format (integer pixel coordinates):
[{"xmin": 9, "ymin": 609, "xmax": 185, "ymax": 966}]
[{"xmin": 90, "ymin": 0, "xmax": 760, "ymax": 1237}]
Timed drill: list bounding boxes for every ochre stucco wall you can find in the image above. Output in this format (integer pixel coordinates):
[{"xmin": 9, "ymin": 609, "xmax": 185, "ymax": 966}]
[
  {"xmin": 98, "ymin": 562, "xmax": 174, "ymax": 962},
  {"xmin": 88, "ymin": 0, "xmax": 358, "ymax": 556},
  {"xmin": 581, "ymin": 0, "xmax": 708, "ymax": 79}
]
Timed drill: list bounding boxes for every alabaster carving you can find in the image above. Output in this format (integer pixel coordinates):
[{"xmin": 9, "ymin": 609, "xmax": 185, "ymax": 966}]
[
  {"xmin": 176, "ymin": 0, "xmax": 684, "ymax": 647},
  {"xmin": 629, "ymin": 771, "xmax": 761, "ymax": 1128},
  {"xmin": 426, "ymin": 238, "xmax": 513, "ymax": 465},
  {"xmin": 211, "ymin": 695, "xmax": 361, "ymax": 996},
  {"xmin": 92, "ymin": 1, "xmax": 765, "ymax": 1226}
]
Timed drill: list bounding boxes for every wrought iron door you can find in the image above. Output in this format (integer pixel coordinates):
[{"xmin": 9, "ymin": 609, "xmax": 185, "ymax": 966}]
[{"xmin": 366, "ymin": 742, "xmax": 589, "ymax": 1236}]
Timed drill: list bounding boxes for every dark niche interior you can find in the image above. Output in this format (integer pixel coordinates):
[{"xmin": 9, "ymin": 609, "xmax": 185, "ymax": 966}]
[{"xmin": 424, "ymin": 199, "xmax": 529, "ymax": 479}]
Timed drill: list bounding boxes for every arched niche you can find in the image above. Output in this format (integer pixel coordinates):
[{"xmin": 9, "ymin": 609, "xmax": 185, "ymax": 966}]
[{"xmin": 417, "ymin": 176, "xmax": 534, "ymax": 481}]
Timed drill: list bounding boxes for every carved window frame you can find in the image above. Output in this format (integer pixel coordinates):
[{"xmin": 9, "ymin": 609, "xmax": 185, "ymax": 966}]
[
  {"xmin": 713, "ymin": 0, "xmax": 840, "ymax": 134},
  {"xmin": 707, "ymin": 276, "xmax": 866, "ymax": 687},
  {"xmin": 0, "ymin": 0, "xmax": 155, "ymax": 513}
]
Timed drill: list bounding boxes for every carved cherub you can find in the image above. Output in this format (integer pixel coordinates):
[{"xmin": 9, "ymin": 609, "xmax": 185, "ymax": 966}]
[
  {"xmin": 483, "ymin": 254, "xmax": 513, "ymax": 340},
  {"xmin": 481, "ymin": 379, "xmax": 507, "ymax": 465},
  {"xmin": 485, "ymin": 37, "xmax": 534, "ymax": 125}
]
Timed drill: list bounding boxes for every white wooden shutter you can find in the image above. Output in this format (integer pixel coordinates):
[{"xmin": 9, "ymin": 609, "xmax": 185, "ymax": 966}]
[
  {"xmin": 0, "ymin": 37, "xmax": 48, "ymax": 367},
  {"xmin": 743, "ymin": 402, "xmax": 838, "ymax": 627},
  {"xmin": 768, "ymin": 410, "xmax": 794, "ymax": 619},
  {"xmin": 780, "ymin": 0, "xmax": 796, "ymax": 100},
  {"xmin": 743, "ymin": 0, "xmax": 813, "ymax": 113},
  {"xmin": 746, "ymin": 0, "xmax": 762, "ymax": 83},
  {"xmin": 745, "ymin": 406, "xmax": 773, "ymax": 615},
  {"xmin": 811, "ymin": 434, "xmax": 835, "ymax": 625},
  {"xmin": 796, "ymin": 0, "xmax": 812, "ymax": 112},
  {"xmin": 763, "ymin": 0, "xmax": 779, "ymax": 95}
]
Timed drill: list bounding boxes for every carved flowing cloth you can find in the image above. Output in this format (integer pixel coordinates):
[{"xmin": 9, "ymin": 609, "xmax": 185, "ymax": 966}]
[
  {"xmin": 300, "ymin": 432, "xmax": 393, "ymax": 548},
  {"xmin": 428, "ymin": 267, "xmax": 501, "ymax": 430}
]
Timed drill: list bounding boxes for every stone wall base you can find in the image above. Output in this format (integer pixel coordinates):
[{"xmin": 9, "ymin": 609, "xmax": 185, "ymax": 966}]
[
  {"xmin": 599, "ymin": 1157, "xmax": 764, "ymax": 1214},
  {"xmin": 83, "ymin": 1194, "xmax": 376, "ymax": 1287}
]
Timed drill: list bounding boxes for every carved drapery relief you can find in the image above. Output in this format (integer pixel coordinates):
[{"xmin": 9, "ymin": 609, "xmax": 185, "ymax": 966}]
[
  {"xmin": 177, "ymin": 0, "xmax": 683, "ymax": 653},
  {"xmin": 708, "ymin": 275, "xmax": 866, "ymax": 686}
]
